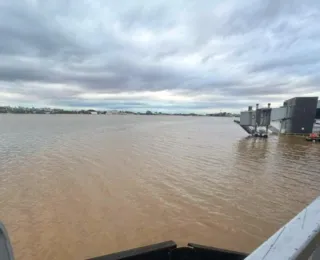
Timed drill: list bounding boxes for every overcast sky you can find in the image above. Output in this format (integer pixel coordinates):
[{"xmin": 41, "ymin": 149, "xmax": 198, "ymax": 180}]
[{"xmin": 0, "ymin": 0, "xmax": 320, "ymax": 113}]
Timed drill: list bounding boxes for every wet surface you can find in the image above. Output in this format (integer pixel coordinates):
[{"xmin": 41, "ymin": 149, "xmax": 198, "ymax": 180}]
[{"xmin": 0, "ymin": 115, "xmax": 319, "ymax": 259}]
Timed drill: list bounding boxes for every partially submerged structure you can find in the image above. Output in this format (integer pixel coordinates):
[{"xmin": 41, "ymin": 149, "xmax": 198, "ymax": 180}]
[
  {"xmin": 271, "ymin": 97, "xmax": 318, "ymax": 134},
  {"xmin": 235, "ymin": 103, "xmax": 272, "ymax": 137},
  {"xmin": 235, "ymin": 97, "xmax": 320, "ymax": 136}
]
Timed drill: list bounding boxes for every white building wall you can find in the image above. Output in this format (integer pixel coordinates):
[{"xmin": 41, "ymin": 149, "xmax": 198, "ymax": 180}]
[
  {"xmin": 240, "ymin": 111, "xmax": 255, "ymax": 126},
  {"xmin": 270, "ymin": 107, "xmax": 286, "ymax": 121}
]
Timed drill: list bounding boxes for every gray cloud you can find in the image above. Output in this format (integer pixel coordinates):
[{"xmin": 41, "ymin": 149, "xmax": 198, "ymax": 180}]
[
  {"xmin": 0, "ymin": 0, "xmax": 320, "ymax": 112},
  {"xmin": 250, "ymin": 52, "xmax": 320, "ymax": 73},
  {"xmin": 0, "ymin": 1, "xmax": 85, "ymax": 58}
]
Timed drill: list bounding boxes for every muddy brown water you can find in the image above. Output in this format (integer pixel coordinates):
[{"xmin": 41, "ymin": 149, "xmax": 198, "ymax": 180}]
[{"xmin": 0, "ymin": 115, "xmax": 319, "ymax": 259}]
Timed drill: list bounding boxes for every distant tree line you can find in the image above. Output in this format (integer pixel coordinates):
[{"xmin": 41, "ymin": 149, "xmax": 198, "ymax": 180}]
[{"xmin": 0, "ymin": 106, "xmax": 240, "ymax": 117}]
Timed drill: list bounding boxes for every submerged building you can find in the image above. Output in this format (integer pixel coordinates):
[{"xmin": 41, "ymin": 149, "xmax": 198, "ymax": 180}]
[
  {"xmin": 236, "ymin": 96, "xmax": 320, "ymax": 135},
  {"xmin": 271, "ymin": 97, "xmax": 318, "ymax": 134}
]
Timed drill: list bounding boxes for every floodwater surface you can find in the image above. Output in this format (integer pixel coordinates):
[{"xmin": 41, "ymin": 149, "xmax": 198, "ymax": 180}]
[{"xmin": 0, "ymin": 115, "xmax": 319, "ymax": 259}]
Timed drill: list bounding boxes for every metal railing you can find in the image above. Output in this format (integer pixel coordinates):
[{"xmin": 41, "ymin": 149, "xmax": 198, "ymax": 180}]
[{"xmin": 245, "ymin": 196, "xmax": 320, "ymax": 260}]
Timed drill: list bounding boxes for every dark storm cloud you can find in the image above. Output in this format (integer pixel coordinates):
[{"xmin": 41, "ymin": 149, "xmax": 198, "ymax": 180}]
[{"xmin": 0, "ymin": 0, "xmax": 320, "ymax": 111}]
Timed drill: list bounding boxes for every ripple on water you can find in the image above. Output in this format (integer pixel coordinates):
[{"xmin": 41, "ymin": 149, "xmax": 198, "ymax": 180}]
[{"xmin": 0, "ymin": 115, "xmax": 320, "ymax": 259}]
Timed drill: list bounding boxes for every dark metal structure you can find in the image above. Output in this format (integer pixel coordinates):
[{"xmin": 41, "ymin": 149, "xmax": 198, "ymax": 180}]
[
  {"xmin": 87, "ymin": 241, "xmax": 247, "ymax": 260},
  {"xmin": 281, "ymin": 97, "xmax": 318, "ymax": 134},
  {"xmin": 316, "ymin": 108, "xmax": 320, "ymax": 119}
]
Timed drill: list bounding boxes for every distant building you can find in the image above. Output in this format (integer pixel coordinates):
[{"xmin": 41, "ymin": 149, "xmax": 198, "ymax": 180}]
[
  {"xmin": 105, "ymin": 110, "xmax": 118, "ymax": 115},
  {"xmin": 0, "ymin": 106, "xmax": 8, "ymax": 113}
]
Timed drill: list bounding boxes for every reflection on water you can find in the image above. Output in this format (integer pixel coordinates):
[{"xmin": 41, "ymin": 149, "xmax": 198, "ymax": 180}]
[{"xmin": 0, "ymin": 115, "xmax": 319, "ymax": 260}]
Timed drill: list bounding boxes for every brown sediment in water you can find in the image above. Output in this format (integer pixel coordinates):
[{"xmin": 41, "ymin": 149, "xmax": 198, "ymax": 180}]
[{"xmin": 0, "ymin": 115, "xmax": 319, "ymax": 260}]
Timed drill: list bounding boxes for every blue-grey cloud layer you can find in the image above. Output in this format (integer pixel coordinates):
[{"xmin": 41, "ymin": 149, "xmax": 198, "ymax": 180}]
[{"xmin": 0, "ymin": 0, "xmax": 320, "ymax": 112}]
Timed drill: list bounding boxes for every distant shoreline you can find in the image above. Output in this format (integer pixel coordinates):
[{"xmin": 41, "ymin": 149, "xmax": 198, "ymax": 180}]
[
  {"xmin": 0, "ymin": 112, "xmax": 239, "ymax": 117},
  {"xmin": 0, "ymin": 106, "xmax": 240, "ymax": 117}
]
